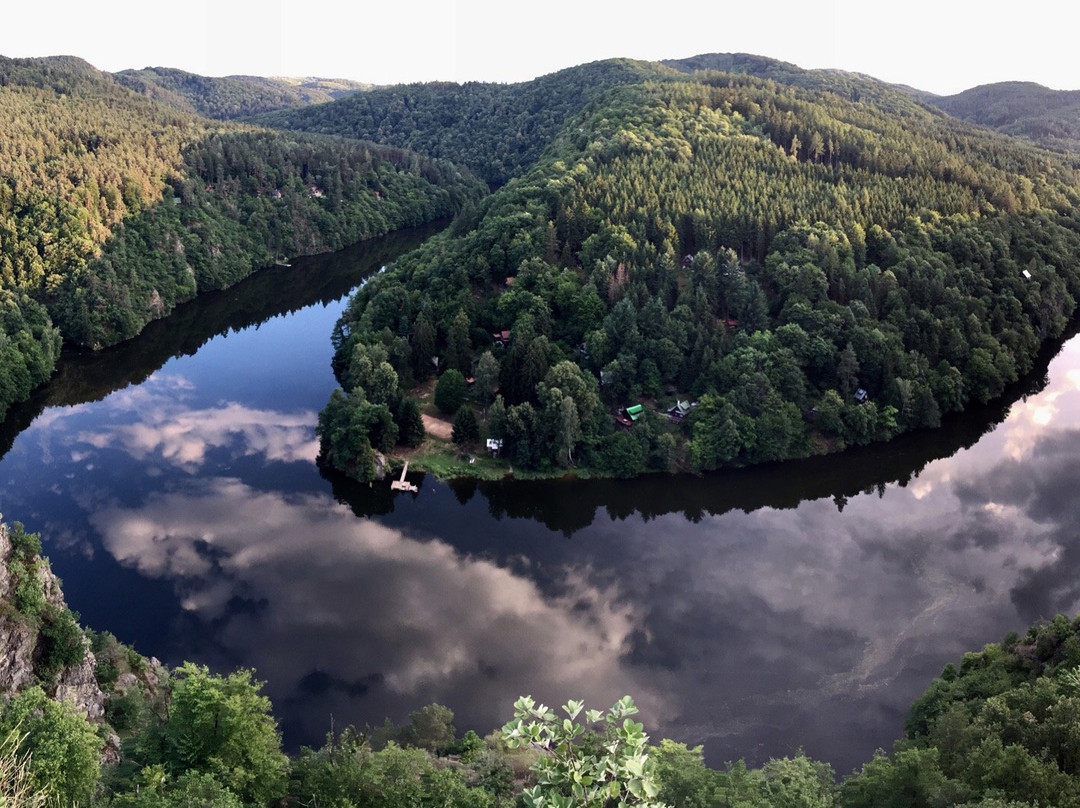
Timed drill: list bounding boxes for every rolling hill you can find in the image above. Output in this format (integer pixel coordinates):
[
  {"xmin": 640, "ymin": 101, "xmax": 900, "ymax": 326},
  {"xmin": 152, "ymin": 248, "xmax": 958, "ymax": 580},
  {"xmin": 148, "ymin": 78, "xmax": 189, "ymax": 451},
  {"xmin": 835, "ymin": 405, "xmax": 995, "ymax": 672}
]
[
  {"xmin": 925, "ymin": 81, "xmax": 1080, "ymax": 153},
  {"xmin": 113, "ymin": 66, "xmax": 370, "ymax": 119},
  {"xmin": 295, "ymin": 54, "xmax": 1080, "ymax": 479},
  {"xmin": 0, "ymin": 55, "xmax": 484, "ymax": 419}
]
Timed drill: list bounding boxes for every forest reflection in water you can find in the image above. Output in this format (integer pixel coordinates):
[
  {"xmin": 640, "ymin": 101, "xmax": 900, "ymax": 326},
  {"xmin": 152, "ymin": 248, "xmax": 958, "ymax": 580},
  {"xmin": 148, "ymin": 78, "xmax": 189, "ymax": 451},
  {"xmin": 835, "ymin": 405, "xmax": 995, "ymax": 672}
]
[{"xmin": 0, "ymin": 227, "xmax": 1078, "ymax": 775}]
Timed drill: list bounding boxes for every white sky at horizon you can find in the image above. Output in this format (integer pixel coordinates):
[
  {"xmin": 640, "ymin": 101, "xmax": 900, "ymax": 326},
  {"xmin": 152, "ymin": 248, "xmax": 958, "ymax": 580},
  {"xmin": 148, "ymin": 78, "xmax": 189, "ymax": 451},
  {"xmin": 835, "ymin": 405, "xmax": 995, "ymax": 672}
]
[{"xmin": 3, "ymin": 0, "xmax": 1078, "ymax": 96}]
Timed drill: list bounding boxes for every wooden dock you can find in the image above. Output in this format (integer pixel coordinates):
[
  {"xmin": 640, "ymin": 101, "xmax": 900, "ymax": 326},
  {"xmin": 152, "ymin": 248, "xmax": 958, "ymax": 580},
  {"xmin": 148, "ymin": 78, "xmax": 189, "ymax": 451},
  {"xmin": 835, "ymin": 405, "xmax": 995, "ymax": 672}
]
[{"xmin": 390, "ymin": 462, "xmax": 418, "ymax": 493}]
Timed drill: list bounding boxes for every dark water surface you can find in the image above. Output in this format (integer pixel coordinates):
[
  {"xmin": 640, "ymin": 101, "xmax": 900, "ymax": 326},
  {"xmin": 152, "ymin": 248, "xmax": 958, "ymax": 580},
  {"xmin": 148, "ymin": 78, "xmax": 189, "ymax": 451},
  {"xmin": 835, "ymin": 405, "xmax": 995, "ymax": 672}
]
[{"xmin": 2, "ymin": 225, "xmax": 1080, "ymax": 775}]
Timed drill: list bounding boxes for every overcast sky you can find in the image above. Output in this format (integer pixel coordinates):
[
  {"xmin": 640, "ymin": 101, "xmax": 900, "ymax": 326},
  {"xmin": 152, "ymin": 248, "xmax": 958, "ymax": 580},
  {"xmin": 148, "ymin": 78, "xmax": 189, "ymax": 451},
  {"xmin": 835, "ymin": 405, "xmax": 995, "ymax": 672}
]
[{"xmin": 3, "ymin": 0, "xmax": 1077, "ymax": 96}]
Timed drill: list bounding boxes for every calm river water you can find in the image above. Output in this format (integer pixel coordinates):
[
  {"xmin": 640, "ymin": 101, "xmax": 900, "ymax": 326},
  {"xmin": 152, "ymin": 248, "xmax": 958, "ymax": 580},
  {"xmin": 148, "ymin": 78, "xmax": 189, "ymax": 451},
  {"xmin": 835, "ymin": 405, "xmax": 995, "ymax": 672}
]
[{"xmin": 2, "ymin": 223, "xmax": 1079, "ymax": 775}]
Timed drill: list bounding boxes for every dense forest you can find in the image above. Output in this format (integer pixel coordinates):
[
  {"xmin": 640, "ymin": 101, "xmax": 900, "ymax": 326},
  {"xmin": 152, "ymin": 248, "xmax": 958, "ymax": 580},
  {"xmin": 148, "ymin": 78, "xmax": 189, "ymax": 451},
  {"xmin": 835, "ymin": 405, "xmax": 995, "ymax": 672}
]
[
  {"xmin": 311, "ymin": 59, "xmax": 1080, "ymax": 481},
  {"xmin": 924, "ymin": 81, "xmax": 1080, "ymax": 154},
  {"xmin": 5, "ymin": 517, "xmax": 1080, "ymax": 808},
  {"xmin": 252, "ymin": 59, "xmax": 670, "ymax": 186},
  {"xmin": 0, "ymin": 55, "xmax": 484, "ymax": 419},
  {"xmin": 114, "ymin": 67, "xmax": 370, "ymax": 120}
]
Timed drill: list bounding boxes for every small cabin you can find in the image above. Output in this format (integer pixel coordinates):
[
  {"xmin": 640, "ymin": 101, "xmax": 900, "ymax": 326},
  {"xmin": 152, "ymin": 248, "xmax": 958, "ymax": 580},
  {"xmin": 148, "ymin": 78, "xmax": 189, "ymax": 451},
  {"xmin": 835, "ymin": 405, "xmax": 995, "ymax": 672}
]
[
  {"xmin": 486, "ymin": 438, "xmax": 503, "ymax": 454},
  {"xmin": 1022, "ymin": 269, "xmax": 1033, "ymax": 280},
  {"xmin": 492, "ymin": 330, "xmax": 511, "ymax": 347},
  {"xmin": 667, "ymin": 400, "xmax": 693, "ymax": 420},
  {"xmin": 626, "ymin": 404, "xmax": 645, "ymax": 422},
  {"xmin": 854, "ymin": 388, "xmax": 869, "ymax": 404}
]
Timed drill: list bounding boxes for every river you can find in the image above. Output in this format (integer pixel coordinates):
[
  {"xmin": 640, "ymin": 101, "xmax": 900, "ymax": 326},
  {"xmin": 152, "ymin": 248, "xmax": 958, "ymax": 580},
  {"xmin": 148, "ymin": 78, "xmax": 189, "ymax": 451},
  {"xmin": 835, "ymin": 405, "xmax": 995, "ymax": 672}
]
[{"xmin": 1, "ymin": 223, "xmax": 1079, "ymax": 776}]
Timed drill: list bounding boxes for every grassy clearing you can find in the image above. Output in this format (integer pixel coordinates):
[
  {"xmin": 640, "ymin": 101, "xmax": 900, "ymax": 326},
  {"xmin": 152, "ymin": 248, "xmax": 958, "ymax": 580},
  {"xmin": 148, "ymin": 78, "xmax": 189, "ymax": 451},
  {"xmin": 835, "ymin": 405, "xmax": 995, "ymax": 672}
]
[{"xmin": 391, "ymin": 436, "xmax": 597, "ymax": 482}]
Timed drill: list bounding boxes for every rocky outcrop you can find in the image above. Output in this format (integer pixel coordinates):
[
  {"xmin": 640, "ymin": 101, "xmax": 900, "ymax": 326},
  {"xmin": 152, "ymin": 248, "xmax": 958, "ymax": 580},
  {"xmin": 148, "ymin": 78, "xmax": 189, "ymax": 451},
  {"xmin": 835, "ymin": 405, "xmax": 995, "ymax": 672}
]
[
  {"xmin": 0, "ymin": 520, "xmax": 107, "ymax": 721},
  {"xmin": 0, "ymin": 523, "xmax": 38, "ymax": 696}
]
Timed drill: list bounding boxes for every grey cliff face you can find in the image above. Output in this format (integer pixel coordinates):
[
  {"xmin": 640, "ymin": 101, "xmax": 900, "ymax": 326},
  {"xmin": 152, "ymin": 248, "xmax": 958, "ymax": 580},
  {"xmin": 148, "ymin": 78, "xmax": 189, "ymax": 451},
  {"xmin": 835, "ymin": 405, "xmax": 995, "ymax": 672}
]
[{"xmin": 0, "ymin": 521, "xmax": 107, "ymax": 721}]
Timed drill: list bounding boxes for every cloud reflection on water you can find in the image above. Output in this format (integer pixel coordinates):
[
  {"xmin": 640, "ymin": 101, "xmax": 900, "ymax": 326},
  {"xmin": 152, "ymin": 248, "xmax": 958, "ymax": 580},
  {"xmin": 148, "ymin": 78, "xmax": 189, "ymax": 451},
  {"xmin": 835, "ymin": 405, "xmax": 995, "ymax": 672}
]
[
  {"xmin": 59, "ymin": 339, "xmax": 1080, "ymax": 772},
  {"xmin": 89, "ymin": 478, "xmax": 664, "ymax": 747},
  {"xmin": 65, "ymin": 374, "xmax": 318, "ymax": 469}
]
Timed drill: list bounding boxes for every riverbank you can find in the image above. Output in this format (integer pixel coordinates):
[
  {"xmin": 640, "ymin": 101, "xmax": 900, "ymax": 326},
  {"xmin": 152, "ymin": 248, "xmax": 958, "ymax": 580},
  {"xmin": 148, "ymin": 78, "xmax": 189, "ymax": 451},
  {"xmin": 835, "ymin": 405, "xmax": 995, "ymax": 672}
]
[{"xmin": 364, "ymin": 314, "xmax": 1080, "ymax": 487}]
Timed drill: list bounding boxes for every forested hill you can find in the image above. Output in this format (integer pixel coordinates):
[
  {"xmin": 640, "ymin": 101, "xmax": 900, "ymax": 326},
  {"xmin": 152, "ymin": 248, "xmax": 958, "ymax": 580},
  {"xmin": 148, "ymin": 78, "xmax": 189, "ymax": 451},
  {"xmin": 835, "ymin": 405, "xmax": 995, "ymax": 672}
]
[
  {"xmin": 114, "ymin": 66, "xmax": 370, "ymax": 119},
  {"xmin": 924, "ymin": 81, "xmax": 1080, "ymax": 153},
  {"xmin": 251, "ymin": 58, "xmax": 671, "ymax": 186},
  {"xmin": 0, "ymin": 55, "xmax": 484, "ymax": 421},
  {"xmin": 318, "ymin": 59, "xmax": 1080, "ymax": 481}
]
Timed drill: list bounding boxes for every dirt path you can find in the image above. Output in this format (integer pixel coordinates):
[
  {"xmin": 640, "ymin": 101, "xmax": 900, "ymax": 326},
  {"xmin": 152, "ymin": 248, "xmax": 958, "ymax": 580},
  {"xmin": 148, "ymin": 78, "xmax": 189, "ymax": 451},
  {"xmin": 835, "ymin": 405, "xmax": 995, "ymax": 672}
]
[{"xmin": 421, "ymin": 413, "xmax": 453, "ymax": 440}]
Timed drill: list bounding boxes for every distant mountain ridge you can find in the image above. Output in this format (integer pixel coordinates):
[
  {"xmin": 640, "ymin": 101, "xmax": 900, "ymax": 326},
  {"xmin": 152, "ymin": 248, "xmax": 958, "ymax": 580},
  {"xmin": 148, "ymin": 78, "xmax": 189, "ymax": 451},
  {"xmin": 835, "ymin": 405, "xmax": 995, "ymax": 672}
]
[
  {"xmin": 924, "ymin": 81, "xmax": 1080, "ymax": 153},
  {"xmin": 113, "ymin": 66, "xmax": 370, "ymax": 119},
  {"xmin": 251, "ymin": 58, "xmax": 669, "ymax": 186}
]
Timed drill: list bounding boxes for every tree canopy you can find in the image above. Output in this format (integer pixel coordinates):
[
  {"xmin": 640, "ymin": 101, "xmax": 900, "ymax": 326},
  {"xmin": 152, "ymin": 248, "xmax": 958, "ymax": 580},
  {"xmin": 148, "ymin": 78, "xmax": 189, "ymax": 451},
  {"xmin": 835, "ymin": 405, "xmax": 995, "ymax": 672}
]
[{"xmin": 315, "ymin": 61, "xmax": 1080, "ymax": 480}]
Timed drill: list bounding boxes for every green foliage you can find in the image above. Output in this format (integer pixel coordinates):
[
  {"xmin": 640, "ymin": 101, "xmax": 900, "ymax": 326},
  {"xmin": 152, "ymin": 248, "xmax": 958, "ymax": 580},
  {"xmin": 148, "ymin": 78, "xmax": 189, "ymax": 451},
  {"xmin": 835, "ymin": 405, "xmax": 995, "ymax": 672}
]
[
  {"xmin": 6, "ymin": 523, "xmax": 41, "ymax": 561},
  {"xmin": 473, "ymin": 350, "xmax": 501, "ymax": 408},
  {"xmin": 111, "ymin": 767, "xmax": 243, "ymax": 808},
  {"xmin": 318, "ymin": 58, "xmax": 1080, "ymax": 481},
  {"xmin": 4, "ymin": 524, "xmax": 45, "ymax": 623},
  {"xmin": 34, "ymin": 604, "xmax": 86, "ymax": 687},
  {"xmin": 594, "ymin": 432, "xmax": 647, "ymax": 478},
  {"xmin": 288, "ymin": 728, "xmax": 372, "ymax": 808},
  {"xmin": 317, "ymin": 388, "xmax": 397, "ymax": 480},
  {"xmin": 106, "ymin": 687, "xmax": 149, "ymax": 735},
  {"xmin": 453, "ymin": 729, "xmax": 487, "ymax": 763},
  {"xmin": 453, "ymin": 406, "xmax": 481, "ymax": 446},
  {"xmin": 290, "ymin": 734, "xmax": 492, "ymax": 808},
  {"xmin": 0, "ymin": 686, "xmax": 102, "ymax": 806},
  {"xmin": 256, "ymin": 58, "xmax": 663, "ymax": 186},
  {"xmin": 401, "ymin": 703, "xmax": 457, "ymax": 754},
  {"xmin": 0, "ymin": 55, "xmax": 483, "ymax": 420},
  {"xmin": 651, "ymin": 740, "xmax": 719, "ymax": 808},
  {"xmin": 840, "ymin": 747, "xmax": 961, "ymax": 808},
  {"xmin": 396, "ymin": 397, "xmax": 426, "ymax": 447},
  {"xmin": 114, "ymin": 66, "xmax": 369, "ymax": 120},
  {"xmin": 838, "ymin": 615, "xmax": 1080, "ymax": 808},
  {"xmin": 160, "ymin": 662, "xmax": 288, "ymax": 806},
  {"xmin": 760, "ymin": 753, "xmax": 836, "ymax": 808},
  {"xmin": 502, "ymin": 695, "xmax": 665, "ymax": 808},
  {"xmin": 0, "ymin": 724, "xmax": 51, "ymax": 808},
  {"xmin": 436, "ymin": 369, "xmax": 469, "ymax": 415},
  {"xmin": 929, "ymin": 81, "xmax": 1080, "ymax": 154}
]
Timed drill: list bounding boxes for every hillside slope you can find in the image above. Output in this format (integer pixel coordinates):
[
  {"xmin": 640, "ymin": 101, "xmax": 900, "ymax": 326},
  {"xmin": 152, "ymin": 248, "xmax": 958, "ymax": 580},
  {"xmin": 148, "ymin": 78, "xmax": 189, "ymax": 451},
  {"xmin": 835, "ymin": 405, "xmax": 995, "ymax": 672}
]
[
  {"xmin": 315, "ymin": 62, "xmax": 1080, "ymax": 480},
  {"xmin": 0, "ymin": 55, "xmax": 484, "ymax": 419},
  {"xmin": 927, "ymin": 81, "xmax": 1080, "ymax": 153},
  {"xmin": 114, "ymin": 66, "xmax": 370, "ymax": 119},
  {"xmin": 252, "ymin": 58, "xmax": 672, "ymax": 186}
]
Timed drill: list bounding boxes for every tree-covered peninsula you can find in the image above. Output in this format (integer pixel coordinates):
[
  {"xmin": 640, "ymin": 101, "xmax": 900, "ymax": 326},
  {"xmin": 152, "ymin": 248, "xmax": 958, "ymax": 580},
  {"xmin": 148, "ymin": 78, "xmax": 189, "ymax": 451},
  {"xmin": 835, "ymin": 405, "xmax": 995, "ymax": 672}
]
[
  {"xmin": 310, "ymin": 57, "xmax": 1080, "ymax": 481},
  {"xmin": 0, "ymin": 55, "xmax": 485, "ymax": 420}
]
